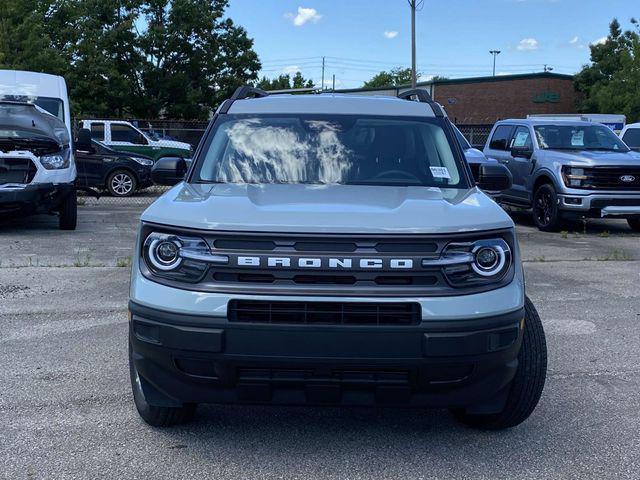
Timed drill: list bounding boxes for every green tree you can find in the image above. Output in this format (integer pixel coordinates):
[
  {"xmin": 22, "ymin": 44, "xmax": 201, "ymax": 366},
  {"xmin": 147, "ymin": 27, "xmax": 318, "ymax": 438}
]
[
  {"xmin": 363, "ymin": 67, "xmax": 417, "ymax": 88},
  {"xmin": 256, "ymin": 72, "xmax": 314, "ymax": 91},
  {"xmin": 575, "ymin": 18, "xmax": 640, "ymax": 121},
  {"xmin": 0, "ymin": 0, "xmax": 261, "ymax": 119}
]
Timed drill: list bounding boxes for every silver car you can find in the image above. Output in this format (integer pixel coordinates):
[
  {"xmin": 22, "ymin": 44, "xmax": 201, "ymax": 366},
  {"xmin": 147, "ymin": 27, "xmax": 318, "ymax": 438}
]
[{"xmin": 484, "ymin": 119, "xmax": 640, "ymax": 231}]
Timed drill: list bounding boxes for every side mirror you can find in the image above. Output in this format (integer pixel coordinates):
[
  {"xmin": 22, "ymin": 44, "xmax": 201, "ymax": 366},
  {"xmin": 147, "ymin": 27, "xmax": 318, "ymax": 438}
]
[
  {"xmin": 477, "ymin": 163, "xmax": 512, "ymax": 191},
  {"xmin": 75, "ymin": 128, "xmax": 92, "ymax": 152},
  {"xmin": 510, "ymin": 146, "xmax": 533, "ymax": 159},
  {"xmin": 151, "ymin": 157, "xmax": 187, "ymax": 186}
]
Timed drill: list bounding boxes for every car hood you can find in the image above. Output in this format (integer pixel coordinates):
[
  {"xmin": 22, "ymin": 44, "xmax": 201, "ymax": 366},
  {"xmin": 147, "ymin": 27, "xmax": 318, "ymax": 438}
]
[
  {"xmin": 142, "ymin": 183, "xmax": 513, "ymax": 234},
  {"xmin": 0, "ymin": 101, "xmax": 69, "ymax": 147},
  {"xmin": 153, "ymin": 139, "xmax": 191, "ymax": 151},
  {"xmin": 542, "ymin": 149, "xmax": 640, "ymax": 166}
]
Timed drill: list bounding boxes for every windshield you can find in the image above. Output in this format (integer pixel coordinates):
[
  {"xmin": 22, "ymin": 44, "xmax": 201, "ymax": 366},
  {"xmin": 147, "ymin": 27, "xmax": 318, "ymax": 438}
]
[
  {"xmin": 0, "ymin": 94, "xmax": 64, "ymax": 122},
  {"xmin": 194, "ymin": 114, "xmax": 467, "ymax": 188},
  {"xmin": 534, "ymin": 124, "xmax": 629, "ymax": 152}
]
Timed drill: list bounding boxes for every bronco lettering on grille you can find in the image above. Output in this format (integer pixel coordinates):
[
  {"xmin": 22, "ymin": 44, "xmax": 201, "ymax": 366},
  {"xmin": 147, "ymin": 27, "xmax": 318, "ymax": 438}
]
[{"xmin": 237, "ymin": 256, "xmax": 414, "ymax": 270}]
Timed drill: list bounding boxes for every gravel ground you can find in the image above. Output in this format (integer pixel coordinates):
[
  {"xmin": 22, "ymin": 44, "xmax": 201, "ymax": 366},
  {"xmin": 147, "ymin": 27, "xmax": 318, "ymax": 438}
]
[{"xmin": 1, "ymin": 204, "xmax": 639, "ymax": 479}]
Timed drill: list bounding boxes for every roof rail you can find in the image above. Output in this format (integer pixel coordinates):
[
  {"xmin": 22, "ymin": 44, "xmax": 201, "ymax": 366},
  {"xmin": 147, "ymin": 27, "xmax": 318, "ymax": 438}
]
[
  {"xmin": 219, "ymin": 86, "xmax": 269, "ymax": 114},
  {"xmin": 397, "ymin": 88, "xmax": 444, "ymax": 118}
]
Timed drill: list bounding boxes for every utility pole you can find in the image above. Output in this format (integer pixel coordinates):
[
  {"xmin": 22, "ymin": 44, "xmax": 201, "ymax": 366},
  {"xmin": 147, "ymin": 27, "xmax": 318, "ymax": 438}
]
[
  {"xmin": 321, "ymin": 57, "xmax": 325, "ymax": 91},
  {"xmin": 332, "ymin": 74, "xmax": 335, "ymax": 91},
  {"xmin": 489, "ymin": 50, "xmax": 501, "ymax": 76},
  {"xmin": 409, "ymin": 1, "xmax": 417, "ymax": 88}
]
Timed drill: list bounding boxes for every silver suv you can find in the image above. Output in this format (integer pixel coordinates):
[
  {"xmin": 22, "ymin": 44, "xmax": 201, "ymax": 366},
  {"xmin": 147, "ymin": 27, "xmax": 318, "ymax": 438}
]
[
  {"xmin": 484, "ymin": 119, "xmax": 640, "ymax": 231},
  {"xmin": 128, "ymin": 88, "xmax": 547, "ymax": 430}
]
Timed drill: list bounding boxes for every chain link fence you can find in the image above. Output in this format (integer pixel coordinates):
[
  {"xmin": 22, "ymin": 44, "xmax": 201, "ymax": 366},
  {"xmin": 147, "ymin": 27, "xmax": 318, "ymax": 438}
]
[{"xmin": 77, "ymin": 119, "xmax": 495, "ymax": 207}]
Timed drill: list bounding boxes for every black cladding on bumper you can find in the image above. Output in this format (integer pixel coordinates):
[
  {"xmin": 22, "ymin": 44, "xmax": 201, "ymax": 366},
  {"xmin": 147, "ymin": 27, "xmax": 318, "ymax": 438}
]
[{"xmin": 129, "ymin": 301, "xmax": 524, "ymax": 409}]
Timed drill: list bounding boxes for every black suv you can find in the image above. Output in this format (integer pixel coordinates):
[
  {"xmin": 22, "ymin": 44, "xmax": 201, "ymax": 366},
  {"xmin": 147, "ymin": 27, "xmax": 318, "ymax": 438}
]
[{"xmin": 75, "ymin": 130, "xmax": 154, "ymax": 197}]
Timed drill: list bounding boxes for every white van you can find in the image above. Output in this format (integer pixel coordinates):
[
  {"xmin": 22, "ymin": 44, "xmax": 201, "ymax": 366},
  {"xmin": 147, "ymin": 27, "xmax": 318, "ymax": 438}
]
[{"xmin": 0, "ymin": 70, "xmax": 77, "ymax": 229}]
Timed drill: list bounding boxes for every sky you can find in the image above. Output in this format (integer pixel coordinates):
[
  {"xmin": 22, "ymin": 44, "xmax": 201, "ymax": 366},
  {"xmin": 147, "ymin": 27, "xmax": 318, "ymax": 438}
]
[{"xmin": 226, "ymin": 0, "xmax": 638, "ymax": 89}]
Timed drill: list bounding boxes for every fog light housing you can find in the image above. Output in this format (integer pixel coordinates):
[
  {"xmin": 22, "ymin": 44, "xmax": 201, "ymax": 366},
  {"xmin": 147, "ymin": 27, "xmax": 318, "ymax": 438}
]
[{"xmin": 564, "ymin": 197, "xmax": 583, "ymax": 205}]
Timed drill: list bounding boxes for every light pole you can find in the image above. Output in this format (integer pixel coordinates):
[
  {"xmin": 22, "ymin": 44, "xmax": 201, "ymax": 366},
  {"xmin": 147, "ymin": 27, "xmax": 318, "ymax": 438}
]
[
  {"xmin": 489, "ymin": 50, "xmax": 501, "ymax": 76},
  {"xmin": 409, "ymin": 0, "xmax": 417, "ymax": 88}
]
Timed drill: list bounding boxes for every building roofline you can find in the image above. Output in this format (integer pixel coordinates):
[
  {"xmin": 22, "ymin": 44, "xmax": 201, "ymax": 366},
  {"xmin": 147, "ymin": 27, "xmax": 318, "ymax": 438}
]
[{"xmin": 335, "ymin": 72, "xmax": 574, "ymax": 94}]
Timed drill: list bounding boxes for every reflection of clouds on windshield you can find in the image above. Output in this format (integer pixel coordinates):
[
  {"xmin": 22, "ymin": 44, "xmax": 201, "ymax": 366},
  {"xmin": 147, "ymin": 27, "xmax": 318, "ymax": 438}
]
[{"xmin": 217, "ymin": 119, "xmax": 353, "ymax": 183}]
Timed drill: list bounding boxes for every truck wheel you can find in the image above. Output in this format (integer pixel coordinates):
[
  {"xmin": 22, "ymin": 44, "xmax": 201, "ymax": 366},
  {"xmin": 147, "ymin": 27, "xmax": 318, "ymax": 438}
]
[
  {"xmin": 627, "ymin": 218, "xmax": 640, "ymax": 232},
  {"xmin": 129, "ymin": 346, "xmax": 196, "ymax": 427},
  {"xmin": 453, "ymin": 297, "xmax": 547, "ymax": 430},
  {"xmin": 58, "ymin": 190, "xmax": 77, "ymax": 230},
  {"xmin": 532, "ymin": 183, "xmax": 562, "ymax": 231},
  {"xmin": 107, "ymin": 170, "xmax": 137, "ymax": 197}
]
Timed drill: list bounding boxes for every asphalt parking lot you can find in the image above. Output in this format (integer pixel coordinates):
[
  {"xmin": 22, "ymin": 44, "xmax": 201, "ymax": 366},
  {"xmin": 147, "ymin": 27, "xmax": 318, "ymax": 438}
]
[{"xmin": 1, "ymin": 202, "xmax": 639, "ymax": 479}]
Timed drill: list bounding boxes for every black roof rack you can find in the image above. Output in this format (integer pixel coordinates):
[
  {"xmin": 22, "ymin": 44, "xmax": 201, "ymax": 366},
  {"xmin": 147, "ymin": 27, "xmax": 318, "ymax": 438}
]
[
  {"xmin": 397, "ymin": 88, "xmax": 444, "ymax": 118},
  {"xmin": 219, "ymin": 86, "xmax": 269, "ymax": 114}
]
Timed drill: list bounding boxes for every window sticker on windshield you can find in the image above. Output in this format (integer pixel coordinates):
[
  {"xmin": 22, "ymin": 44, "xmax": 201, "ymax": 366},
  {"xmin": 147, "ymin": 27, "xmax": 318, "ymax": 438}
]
[
  {"xmin": 571, "ymin": 130, "xmax": 585, "ymax": 146},
  {"xmin": 430, "ymin": 166, "xmax": 451, "ymax": 179},
  {"xmin": 513, "ymin": 131, "xmax": 529, "ymax": 147}
]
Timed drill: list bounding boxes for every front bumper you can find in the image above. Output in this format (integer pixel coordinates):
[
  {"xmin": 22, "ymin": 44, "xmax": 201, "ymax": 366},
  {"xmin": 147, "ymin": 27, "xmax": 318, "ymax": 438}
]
[
  {"xmin": 130, "ymin": 300, "xmax": 524, "ymax": 411},
  {"xmin": 0, "ymin": 182, "xmax": 74, "ymax": 215},
  {"xmin": 558, "ymin": 191, "xmax": 640, "ymax": 217}
]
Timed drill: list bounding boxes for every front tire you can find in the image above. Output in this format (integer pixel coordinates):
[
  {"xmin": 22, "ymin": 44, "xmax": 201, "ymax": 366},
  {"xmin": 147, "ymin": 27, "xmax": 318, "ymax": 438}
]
[
  {"xmin": 532, "ymin": 183, "xmax": 562, "ymax": 231},
  {"xmin": 58, "ymin": 190, "xmax": 77, "ymax": 230},
  {"xmin": 107, "ymin": 170, "xmax": 137, "ymax": 197},
  {"xmin": 627, "ymin": 217, "xmax": 640, "ymax": 232},
  {"xmin": 453, "ymin": 297, "xmax": 547, "ymax": 430},
  {"xmin": 129, "ymin": 346, "xmax": 196, "ymax": 427}
]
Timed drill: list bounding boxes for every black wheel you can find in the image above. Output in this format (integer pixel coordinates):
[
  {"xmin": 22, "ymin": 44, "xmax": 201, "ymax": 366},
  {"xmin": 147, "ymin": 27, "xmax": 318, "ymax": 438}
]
[
  {"xmin": 627, "ymin": 217, "xmax": 640, "ymax": 232},
  {"xmin": 107, "ymin": 170, "xmax": 137, "ymax": 197},
  {"xmin": 58, "ymin": 190, "xmax": 77, "ymax": 230},
  {"xmin": 453, "ymin": 297, "xmax": 547, "ymax": 430},
  {"xmin": 532, "ymin": 183, "xmax": 562, "ymax": 231},
  {"xmin": 129, "ymin": 346, "xmax": 196, "ymax": 427}
]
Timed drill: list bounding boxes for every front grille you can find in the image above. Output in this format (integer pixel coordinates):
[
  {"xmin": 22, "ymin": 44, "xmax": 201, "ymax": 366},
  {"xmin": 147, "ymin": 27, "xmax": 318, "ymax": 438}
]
[
  {"xmin": 141, "ymin": 225, "xmax": 516, "ymax": 297},
  {"xmin": 580, "ymin": 167, "xmax": 640, "ymax": 191},
  {"xmin": 228, "ymin": 300, "xmax": 421, "ymax": 325},
  {"xmin": 0, "ymin": 157, "xmax": 37, "ymax": 185}
]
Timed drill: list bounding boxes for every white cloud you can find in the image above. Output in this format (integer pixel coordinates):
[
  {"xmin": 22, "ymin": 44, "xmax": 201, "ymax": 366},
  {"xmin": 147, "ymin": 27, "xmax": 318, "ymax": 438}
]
[
  {"xmin": 517, "ymin": 38, "xmax": 539, "ymax": 51},
  {"xmin": 569, "ymin": 36, "xmax": 579, "ymax": 44},
  {"xmin": 282, "ymin": 65, "xmax": 300, "ymax": 75},
  {"xmin": 383, "ymin": 31, "xmax": 398, "ymax": 39},
  {"xmin": 591, "ymin": 36, "xmax": 607, "ymax": 46},
  {"xmin": 285, "ymin": 7, "xmax": 322, "ymax": 27}
]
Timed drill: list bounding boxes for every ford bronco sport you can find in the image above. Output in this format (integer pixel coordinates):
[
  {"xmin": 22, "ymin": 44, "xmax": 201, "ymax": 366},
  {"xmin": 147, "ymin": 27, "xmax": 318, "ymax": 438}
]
[{"xmin": 128, "ymin": 87, "xmax": 547, "ymax": 430}]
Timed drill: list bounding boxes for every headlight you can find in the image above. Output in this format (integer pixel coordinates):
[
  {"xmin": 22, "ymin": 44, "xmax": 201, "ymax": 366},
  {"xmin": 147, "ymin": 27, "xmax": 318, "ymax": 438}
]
[
  {"xmin": 142, "ymin": 232, "xmax": 228, "ymax": 282},
  {"xmin": 562, "ymin": 166, "xmax": 588, "ymax": 188},
  {"xmin": 41, "ymin": 148, "xmax": 71, "ymax": 170},
  {"xmin": 423, "ymin": 238, "xmax": 512, "ymax": 287},
  {"xmin": 131, "ymin": 157, "xmax": 154, "ymax": 166}
]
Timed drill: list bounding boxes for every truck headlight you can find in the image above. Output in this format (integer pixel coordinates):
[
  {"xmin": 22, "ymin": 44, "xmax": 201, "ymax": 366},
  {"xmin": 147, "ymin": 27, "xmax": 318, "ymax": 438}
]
[
  {"xmin": 562, "ymin": 166, "xmax": 587, "ymax": 188},
  {"xmin": 41, "ymin": 148, "xmax": 71, "ymax": 170},
  {"xmin": 142, "ymin": 232, "xmax": 228, "ymax": 282},
  {"xmin": 428, "ymin": 238, "xmax": 512, "ymax": 287}
]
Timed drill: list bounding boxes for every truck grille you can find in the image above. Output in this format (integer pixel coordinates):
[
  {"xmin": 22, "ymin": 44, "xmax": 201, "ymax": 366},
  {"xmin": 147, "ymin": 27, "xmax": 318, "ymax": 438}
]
[
  {"xmin": 228, "ymin": 300, "xmax": 421, "ymax": 325},
  {"xmin": 0, "ymin": 157, "xmax": 37, "ymax": 185},
  {"xmin": 581, "ymin": 167, "xmax": 640, "ymax": 190}
]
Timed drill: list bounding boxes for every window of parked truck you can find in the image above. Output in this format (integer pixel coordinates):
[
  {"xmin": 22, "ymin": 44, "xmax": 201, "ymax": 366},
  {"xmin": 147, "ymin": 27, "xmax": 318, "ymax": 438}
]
[
  {"xmin": 489, "ymin": 125, "xmax": 513, "ymax": 150},
  {"xmin": 534, "ymin": 124, "xmax": 629, "ymax": 151},
  {"xmin": 195, "ymin": 114, "xmax": 468, "ymax": 188},
  {"xmin": 111, "ymin": 124, "xmax": 147, "ymax": 144},
  {"xmin": 622, "ymin": 128, "xmax": 640, "ymax": 149},
  {"xmin": 90, "ymin": 123, "xmax": 105, "ymax": 141},
  {"xmin": 511, "ymin": 126, "xmax": 532, "ymax": 149}
]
